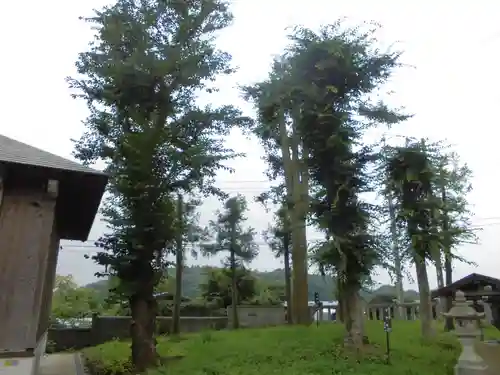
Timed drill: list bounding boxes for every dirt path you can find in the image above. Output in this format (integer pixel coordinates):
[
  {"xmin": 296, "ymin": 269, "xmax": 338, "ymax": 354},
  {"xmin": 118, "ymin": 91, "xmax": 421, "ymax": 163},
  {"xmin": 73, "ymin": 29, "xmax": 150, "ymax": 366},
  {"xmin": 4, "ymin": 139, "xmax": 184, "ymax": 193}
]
[
  {"xmin": 476, "ymin": 342, "xmax": 500, "ymax": 375},
  {"xmin": 38, "ymin": 353, "xmax": 82, "ymax": 375}
]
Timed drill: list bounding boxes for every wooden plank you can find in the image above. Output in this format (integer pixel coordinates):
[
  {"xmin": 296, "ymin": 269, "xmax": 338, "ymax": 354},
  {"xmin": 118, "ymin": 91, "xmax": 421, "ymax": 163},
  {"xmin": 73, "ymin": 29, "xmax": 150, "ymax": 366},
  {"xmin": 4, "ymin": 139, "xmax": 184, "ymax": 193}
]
[
  {"xmin": 36, "ymin": 230, "xmax": 60, "ymax": 340},
  {"xmin": 0, "ymin": 164, "xmax": 4, "ymax": 208},
  {"xmin": 30, "ymin": 180, "xmax": 59, "ymax": 344},
  {"xmin": 0, "ymin": 190, "xmax": 56, "ymax": 351}
]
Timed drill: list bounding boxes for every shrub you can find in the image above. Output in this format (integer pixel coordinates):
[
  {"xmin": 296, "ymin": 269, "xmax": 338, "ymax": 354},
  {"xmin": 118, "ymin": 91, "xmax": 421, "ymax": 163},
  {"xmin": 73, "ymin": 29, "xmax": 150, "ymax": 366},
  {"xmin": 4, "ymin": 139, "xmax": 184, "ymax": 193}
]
[{"xmin": 158, "ymin": 300, "xmax": 223, "ymax": 317}]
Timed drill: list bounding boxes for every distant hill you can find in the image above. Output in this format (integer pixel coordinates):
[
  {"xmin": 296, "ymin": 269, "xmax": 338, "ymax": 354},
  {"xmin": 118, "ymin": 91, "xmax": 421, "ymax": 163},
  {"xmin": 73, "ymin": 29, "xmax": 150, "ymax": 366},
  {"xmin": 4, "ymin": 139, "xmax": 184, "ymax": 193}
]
[{"xmin": 85, "ymin": 266, "xmax": 418, "ymax": 303}]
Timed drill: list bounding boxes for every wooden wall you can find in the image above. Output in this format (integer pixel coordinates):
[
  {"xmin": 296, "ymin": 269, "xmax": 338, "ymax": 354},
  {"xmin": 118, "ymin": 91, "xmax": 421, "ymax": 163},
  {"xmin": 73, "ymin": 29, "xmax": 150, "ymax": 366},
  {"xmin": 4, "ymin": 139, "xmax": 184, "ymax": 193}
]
[{"xmin": 0, "ymin": 184, "xmax": 58, "ymax": 351}]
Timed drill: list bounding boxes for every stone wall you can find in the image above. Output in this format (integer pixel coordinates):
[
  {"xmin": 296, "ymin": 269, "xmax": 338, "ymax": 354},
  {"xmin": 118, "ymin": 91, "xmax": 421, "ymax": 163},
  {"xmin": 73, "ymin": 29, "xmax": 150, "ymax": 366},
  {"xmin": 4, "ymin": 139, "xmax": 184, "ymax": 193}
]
[
  {"xmin": 227, "ymin": 305, "xmax": 286, "ymax": 328},
  {"xmin": 48, "ymin": 315, "xmax": 228, "ymax": 351},
  {"xmin": 47, "ymin": 327, "xmax": 93, "ymax": 352}
]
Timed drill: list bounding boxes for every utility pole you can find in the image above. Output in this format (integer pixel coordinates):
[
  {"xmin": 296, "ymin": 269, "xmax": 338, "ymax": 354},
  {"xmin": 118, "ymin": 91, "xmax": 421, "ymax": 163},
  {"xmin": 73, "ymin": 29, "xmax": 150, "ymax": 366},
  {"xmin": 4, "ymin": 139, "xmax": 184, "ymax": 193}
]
[{"xmin": 171, "ymin": 194, "xmax": 183, "ymax": 335}]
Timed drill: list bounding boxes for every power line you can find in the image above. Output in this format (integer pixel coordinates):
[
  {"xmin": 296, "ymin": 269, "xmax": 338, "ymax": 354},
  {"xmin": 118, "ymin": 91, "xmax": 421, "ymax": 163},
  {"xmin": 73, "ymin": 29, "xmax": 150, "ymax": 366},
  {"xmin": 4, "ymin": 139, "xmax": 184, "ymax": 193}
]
[{"xmin": 60, "ymin": 221, "xmax": 500, "ymax": 253}]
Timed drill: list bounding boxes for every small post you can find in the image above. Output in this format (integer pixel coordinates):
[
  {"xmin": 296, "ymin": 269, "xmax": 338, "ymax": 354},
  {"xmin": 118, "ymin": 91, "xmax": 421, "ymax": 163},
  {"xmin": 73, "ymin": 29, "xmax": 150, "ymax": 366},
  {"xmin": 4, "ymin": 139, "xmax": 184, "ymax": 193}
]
[
  {"xmin": 383, "ymin": 307, "xmax": 392, "ymax": 364},
  {"xmin": 314, "ymin": 292, "xmax": 322, "ymax": 327},
  {"xmin": 443, "ymin": 290, "xmax": 488, "ymax": 375}
]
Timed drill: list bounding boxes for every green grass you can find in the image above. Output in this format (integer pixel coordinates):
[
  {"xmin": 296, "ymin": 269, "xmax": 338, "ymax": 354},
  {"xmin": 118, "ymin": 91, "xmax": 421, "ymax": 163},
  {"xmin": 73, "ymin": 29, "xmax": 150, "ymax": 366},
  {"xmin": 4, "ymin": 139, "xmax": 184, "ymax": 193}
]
[{"xmin": 83, "ymin": 320, "xmax": 499, "ymax": 375}]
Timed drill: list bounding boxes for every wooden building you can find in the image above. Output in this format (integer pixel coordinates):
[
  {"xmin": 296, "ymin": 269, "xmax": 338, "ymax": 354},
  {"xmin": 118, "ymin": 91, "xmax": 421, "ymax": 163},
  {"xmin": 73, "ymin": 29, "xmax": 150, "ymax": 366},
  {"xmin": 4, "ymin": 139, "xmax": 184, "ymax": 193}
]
[
  {"xmin": 0, "ymin": 134, "xmax": 107, "ymax": 373},
  {"xmin": 431, "ymin": 273, "xmax": 500, "ymax": 329}
]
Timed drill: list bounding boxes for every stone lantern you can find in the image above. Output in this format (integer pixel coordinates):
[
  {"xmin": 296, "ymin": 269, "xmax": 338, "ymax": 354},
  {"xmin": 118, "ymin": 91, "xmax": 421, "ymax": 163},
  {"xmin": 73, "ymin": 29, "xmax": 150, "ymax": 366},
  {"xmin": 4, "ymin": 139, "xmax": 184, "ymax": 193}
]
[{"xmin": 442, "ymin": 290, "xmax": 488, "ymax": 375}]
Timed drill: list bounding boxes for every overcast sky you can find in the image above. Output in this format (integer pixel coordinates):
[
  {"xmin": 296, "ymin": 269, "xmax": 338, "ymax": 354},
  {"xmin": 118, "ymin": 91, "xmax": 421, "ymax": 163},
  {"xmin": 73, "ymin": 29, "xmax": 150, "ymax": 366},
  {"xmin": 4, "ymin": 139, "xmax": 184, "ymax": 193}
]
[{"xmin": 2, "ymin": 1, "xmax": 499, "ymax": 289}]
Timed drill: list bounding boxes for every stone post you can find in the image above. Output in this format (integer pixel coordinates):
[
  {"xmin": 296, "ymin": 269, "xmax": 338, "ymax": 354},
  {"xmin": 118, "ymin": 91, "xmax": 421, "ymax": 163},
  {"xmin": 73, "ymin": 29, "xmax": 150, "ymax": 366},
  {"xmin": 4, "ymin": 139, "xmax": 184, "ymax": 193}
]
[
  {"xmin": 479, "ymin": 286, "xmax": 494, "ymax": 325},
  {"xmin": 443, "ymin": 290, "xmax": 488, "ymax": 375}
]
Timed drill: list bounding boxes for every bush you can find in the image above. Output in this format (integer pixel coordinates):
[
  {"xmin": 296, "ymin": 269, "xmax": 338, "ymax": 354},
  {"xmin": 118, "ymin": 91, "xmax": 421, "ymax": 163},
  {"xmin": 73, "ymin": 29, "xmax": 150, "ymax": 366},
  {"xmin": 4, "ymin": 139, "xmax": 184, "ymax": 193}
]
[{"xmin": 84, "ymin": 321, "xmax": 465, "ymax": 375}]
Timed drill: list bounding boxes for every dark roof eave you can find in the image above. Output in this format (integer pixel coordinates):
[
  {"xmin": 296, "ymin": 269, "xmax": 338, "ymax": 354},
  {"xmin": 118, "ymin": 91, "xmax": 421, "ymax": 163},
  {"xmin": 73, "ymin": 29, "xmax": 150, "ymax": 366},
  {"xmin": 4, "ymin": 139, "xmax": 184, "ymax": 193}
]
[{"xmin": 431, "ymin": 273, "xmax": 500, "ymax": 297}]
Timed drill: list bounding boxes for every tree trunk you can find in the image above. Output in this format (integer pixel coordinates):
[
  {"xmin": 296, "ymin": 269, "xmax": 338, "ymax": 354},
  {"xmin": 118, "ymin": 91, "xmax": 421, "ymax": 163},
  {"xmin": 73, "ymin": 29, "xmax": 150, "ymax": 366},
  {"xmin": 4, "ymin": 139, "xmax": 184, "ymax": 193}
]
[
  {"xmin": 441, "ymin": 183, "xmax": 454, "ymax": 331},
  {"xmin": 435, "ymin": 255, "xmax": 445, "ymax": 289},
  {"xmin": 336, "ymin": 279, "xmax": 344, "ymax": 323},
  {"xmin": 388, "ymin": 195, "xmax": 404, "ymax": 319},
  {"xmin": 230, "ymin": 249, "xmax": 239, "ymax": 329},
  {"xmin": 342, "ymin": 284, "xmax": 364, "ymax": 349},
  {"xmin": 337, "ymin": 298, "xmax": 344, "ymax": 323},
  {"xmin": 290, "ymin": 206, "xmax": 309, "ymax": 324},
  {"xmin": 291, "ymin": 131, "xmax": 310, "ymax": 325},
  {"xmin": 283, "ymin": 233, "xmax": 293, "ymax": 324},
  {"xmin": 171, "ymin": 250, "xmax": 183, "ymax": 335},
  {"xmin": 171, "ymin": 196, "xmax": 183, "ymax": 336},
  {"xmin": 444, "ymin": 253, "xmax": 454, "ymax": 331},
  {"xmin": 413, "ymin": 253, "xmax": 434, "ymax": 339},
  {"xmin": 130, "ymin": 290, "xmax": 158, "ymax": 372},
  {"xmin": 278, "ymin": 115, "xmax": 309, "ymax": 325}
]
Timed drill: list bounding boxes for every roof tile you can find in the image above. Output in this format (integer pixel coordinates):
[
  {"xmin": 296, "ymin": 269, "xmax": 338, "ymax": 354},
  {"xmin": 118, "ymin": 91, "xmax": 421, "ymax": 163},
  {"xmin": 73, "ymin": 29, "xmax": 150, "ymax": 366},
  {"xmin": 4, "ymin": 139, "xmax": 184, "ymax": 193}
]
[{"xmin": 0, "ymin": 134, "xmax": 104, "ymax": 175}]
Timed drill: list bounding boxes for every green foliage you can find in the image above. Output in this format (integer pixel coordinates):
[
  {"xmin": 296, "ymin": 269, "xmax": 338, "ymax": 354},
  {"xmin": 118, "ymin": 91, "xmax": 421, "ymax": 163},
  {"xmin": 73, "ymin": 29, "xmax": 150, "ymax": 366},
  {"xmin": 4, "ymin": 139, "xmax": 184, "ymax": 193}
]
[
  {"xmin": 199, "ymin": 267, "xmax": 258, "ymax": 307},
  {"xmin": 69, "ymin": 0, "xmax": 249, "ymax": 302},
  {"xmin": 157, "ymin": 300, "xmax": 222, "ymax": 317},
  {"xmin": 383, "ymin": 139, "xmax": 477, "ymax": 263},
  {"xmin": 262, "ymin": 206, "xmax": 291, "ymax": 258},
  {"xmin": 69, "ymin": 0, "xmax": 252, "ymax": 368},
  {"xmin": 202, "ymin": 195, "xmax": 259, "ymax": 265},
  {"xmin": 385, "ymin": 140, "xmax": 441, "ymax": 260},
  {"xmin": 51, "ymin": 275, "xmax": 104, "ymax": 320},
  {"xmin": 435, "ymin": 151, "xmax": 478, "ymax": 254},
  {"xmin": 86, "ymin": 267, "xmax": 419, "ymax": 306},
  {"xmin": 83, "ymin": 321, "xmax": 465, "ymax": 375},
  {"xmin": 278, "ymin": 22, "xmax": 407, "ymax": 287}
]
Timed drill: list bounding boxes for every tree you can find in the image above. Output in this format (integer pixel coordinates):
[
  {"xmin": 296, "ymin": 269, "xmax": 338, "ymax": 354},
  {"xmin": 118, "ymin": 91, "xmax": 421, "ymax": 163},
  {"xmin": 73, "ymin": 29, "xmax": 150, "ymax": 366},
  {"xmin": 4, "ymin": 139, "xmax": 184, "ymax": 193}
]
[
  {"xmin": 377, "ymin": 138, "xmax": 413, "ymax": 320},
  {"xmin": 243, "ymin": 58, "xmax": 310, "ymax": 325},
  {"xmin": 171, "ymin": 197, "xmax": 209, "ymax": 335},
  {"xmin": 262, "ymin": 205, "xmax": 293, "ymax": 323},
  {"xmin": 68, "ymin": 0, "xmax": 249, "ymax": 370},
  {"xmin": 434, "ymin": 152, "xmax": 477, "ymax": 330},
  {"xmin": 202, "ymin": 195, "xmax": 259, "ymax": 328},
  {"xmin": 255, "ymin": 282, "xmax": 287, "ymax": 305},
  {"xmin": 385, "ymin": 139, "xmax": 440, "ymax": 339},
  {"xmin": 249, "ymin": 21, "xmax": 406, "ymax": 346},
  {"xmin": 200, "ymin": 267, "xmax": 258, "ymax": 308},
  {"xmin": 51, "ymin": 275, "xmax": 102, "ymax": 322}
]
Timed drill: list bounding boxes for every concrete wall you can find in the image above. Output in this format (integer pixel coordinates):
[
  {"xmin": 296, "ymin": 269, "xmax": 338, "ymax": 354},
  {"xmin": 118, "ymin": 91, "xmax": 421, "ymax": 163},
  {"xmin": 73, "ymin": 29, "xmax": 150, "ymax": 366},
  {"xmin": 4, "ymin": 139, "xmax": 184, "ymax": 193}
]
[
  {"xmin": 47, "ymin": 315, "xmax": 228, "ymax": 352},
  {"xmin": 227, "ymin": 305, "xmax": 286, "ymax": 328},
  {"xmin": 92, "ymin": 316, "xmax": 227, "ymax": 344}
]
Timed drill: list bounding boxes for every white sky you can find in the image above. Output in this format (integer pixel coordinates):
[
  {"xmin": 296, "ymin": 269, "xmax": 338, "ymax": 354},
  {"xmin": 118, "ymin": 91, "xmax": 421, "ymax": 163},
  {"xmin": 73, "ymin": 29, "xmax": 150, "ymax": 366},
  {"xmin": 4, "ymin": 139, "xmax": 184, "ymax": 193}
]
[{"xmin": 2, "ymin": 0, "xmax": 499, "ymax": 289}]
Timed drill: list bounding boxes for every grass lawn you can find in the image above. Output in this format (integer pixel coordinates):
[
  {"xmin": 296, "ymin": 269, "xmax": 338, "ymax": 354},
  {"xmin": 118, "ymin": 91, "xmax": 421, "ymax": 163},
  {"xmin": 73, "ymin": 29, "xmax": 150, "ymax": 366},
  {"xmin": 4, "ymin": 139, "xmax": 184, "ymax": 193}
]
[{"xmin": 83, "ymin": 320, "xmax": 500, "ymax": 375}]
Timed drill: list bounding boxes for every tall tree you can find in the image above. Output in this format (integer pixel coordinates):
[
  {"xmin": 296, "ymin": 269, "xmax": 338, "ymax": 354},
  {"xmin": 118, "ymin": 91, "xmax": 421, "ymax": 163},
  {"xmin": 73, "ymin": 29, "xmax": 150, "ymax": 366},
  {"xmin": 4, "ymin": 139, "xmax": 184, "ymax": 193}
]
[
  {"xmin": 252, "ymin": 22, "xmax": 406, "ymax": 346},
  {"xmin": 243, "ymin": 59, "xmax": 310, "ymax": 325},
  {"xmin": 385, "ymin": 139, "xmax": 440, "ymax": 339},
  {"xmin": 68, "ymin": 0, "xmax": 249, "ymax": 370},
  {"xmin": 377, "ymin": 139, "xmax": 410, "ymax": 319},
  {"xmin": 202, "ymin": 195, "xmax": 259, "ymax": 328},
  {"xmin": 171, "ymin": 197, "xmax": 208, "ymax": 335},
  {"xmin": 434, "ymin": 152, "xmax": 477, "ymax": 330},
  {"xmin": 262, "ymin": 205, "xmax": 293, "ymax": 323}
]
